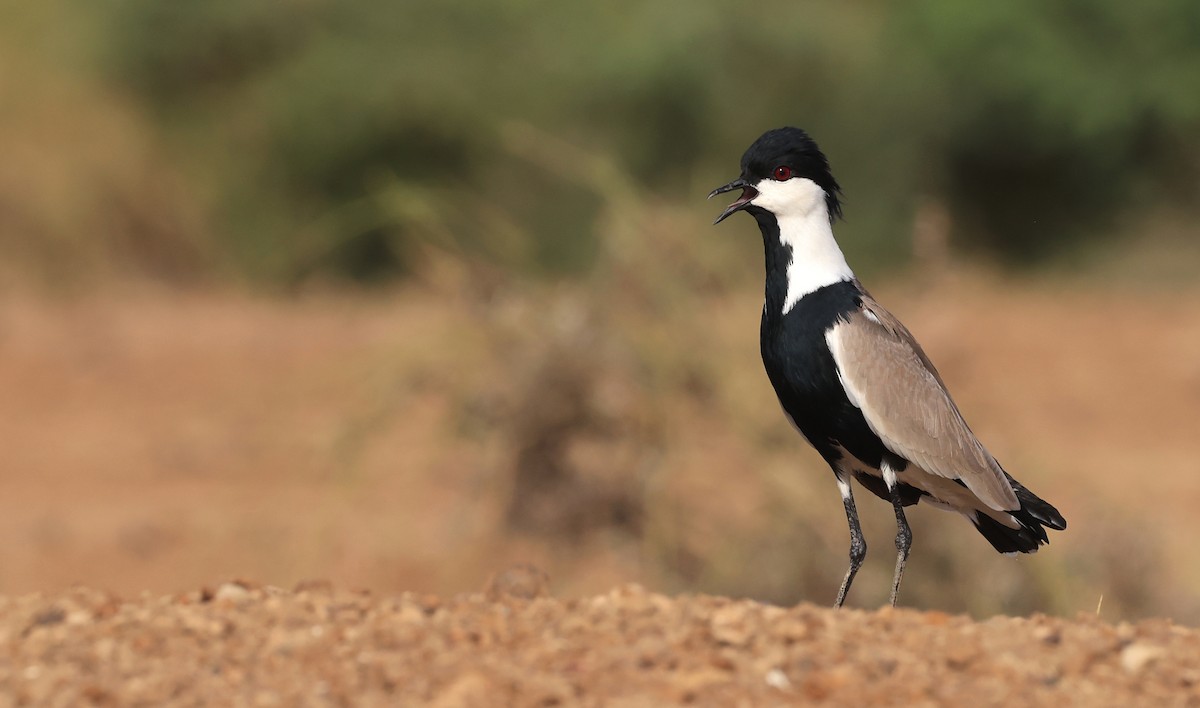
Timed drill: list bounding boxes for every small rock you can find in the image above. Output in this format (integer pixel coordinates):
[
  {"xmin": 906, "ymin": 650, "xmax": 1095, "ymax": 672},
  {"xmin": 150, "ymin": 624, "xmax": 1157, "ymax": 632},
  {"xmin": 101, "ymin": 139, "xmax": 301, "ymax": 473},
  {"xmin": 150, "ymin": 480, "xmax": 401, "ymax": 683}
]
[
  {"xmin": 429, "ymin": 672, "xmax": 493, "ymax": 708},
  {"xmin": 31, "ymin": 607, "xmax": 66, "ymax": 628},
  {"xmin": 765, "ymin": 668, "xmax": 792, "ymax": 690},
  {"xmin": 483, "ymin": 564, "xmax": 550, "ymax": 602},
  {"xmin": 710, "ymin": 605, "xmax": 753, "ymax": 647},
  {"xmin": 1033, "ymin": 626, "xmax": 1061, "ymax": 645},
  {"xmin": 1121, "ymin": 642, "xmax": 1165, "ymax": 673},
  {"xmin": 214, "ymin": 583, "xmax": 252, "ymax": 602},
  {"xmin": 1115, "ymin": 622, "xmax": 1136, "ymax": 642}
]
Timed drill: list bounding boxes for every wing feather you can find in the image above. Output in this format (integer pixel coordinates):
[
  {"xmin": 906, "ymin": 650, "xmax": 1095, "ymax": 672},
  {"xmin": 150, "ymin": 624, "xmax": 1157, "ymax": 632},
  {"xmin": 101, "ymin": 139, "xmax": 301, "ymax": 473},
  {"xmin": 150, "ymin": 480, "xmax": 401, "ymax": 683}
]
[{"xmin": 826, "ymin": 293, "xmax": 1019, "ymax": 511}]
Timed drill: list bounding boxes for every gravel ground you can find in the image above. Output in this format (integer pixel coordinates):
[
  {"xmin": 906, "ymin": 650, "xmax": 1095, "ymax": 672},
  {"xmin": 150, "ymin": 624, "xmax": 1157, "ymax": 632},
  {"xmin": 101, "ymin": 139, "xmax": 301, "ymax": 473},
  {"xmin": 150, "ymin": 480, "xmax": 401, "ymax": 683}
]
[{"xmin": 1, "ymin": 573, "xmax": 1197, "ymax": 707}]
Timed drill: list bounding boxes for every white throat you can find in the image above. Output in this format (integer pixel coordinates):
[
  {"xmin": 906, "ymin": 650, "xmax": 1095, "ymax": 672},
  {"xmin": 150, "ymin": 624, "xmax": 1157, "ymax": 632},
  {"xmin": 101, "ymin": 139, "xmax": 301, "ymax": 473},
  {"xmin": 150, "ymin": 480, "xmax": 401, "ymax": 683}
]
[
  {"xmin": 778, "ymin": 209, "xmax": 854, "ymax": 313},
  {"xmin": 751, "ymin": 177, "xmax": 854, "ymax": 314}
]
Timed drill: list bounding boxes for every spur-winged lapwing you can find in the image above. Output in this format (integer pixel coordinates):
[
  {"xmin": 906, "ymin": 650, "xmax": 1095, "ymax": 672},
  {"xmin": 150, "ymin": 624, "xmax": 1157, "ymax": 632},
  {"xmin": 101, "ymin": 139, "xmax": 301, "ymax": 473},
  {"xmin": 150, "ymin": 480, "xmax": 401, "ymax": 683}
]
[{"xmin": 710, "ymin": 127, "xmax": 1066, "ymax": 607}]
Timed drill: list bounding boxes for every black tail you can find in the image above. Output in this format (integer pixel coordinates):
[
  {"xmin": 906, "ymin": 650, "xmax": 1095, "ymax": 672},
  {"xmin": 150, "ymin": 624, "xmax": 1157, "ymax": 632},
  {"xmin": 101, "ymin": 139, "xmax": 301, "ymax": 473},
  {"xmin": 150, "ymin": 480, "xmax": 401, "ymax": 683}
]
[{"xmin": 972, "ymin": 474, "xmax": 1066, "ymax": 554}]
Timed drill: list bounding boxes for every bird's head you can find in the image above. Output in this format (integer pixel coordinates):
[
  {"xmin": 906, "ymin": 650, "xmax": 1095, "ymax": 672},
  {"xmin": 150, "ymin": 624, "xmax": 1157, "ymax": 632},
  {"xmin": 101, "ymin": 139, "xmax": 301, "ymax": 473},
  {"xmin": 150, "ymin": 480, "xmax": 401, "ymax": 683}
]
[{"xmin": 709, "ymin": 127, "xmax": 842, "ymax": 225}]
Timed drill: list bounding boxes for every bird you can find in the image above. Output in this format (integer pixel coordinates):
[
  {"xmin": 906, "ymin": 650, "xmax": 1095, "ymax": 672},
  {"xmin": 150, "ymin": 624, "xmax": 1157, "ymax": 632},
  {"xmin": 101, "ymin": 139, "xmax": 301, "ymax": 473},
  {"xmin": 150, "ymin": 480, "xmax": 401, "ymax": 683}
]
[{"xmin": 709, "ymin": 127, "xmax": 1066, "ymax": 607}]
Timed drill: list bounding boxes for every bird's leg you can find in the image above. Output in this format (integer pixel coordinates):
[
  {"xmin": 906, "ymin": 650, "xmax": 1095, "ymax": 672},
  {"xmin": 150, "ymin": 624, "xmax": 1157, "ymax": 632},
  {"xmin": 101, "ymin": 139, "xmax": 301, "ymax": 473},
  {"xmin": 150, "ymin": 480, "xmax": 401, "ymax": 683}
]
[
  {"xmin": 882, "ymin": 464, "xmax": 912, "ymax": 607},
  {"xmin": 834, "ymin": 475, "xmax": 867, "ymax": 608}
]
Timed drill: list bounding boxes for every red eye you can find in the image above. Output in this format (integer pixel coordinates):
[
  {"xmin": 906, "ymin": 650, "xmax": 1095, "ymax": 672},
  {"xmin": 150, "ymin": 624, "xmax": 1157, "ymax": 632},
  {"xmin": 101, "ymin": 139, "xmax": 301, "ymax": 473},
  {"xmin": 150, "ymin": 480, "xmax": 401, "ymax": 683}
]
[{"xmin": 772, "ymin": 165, "xmax": 793, "ymax": 181}]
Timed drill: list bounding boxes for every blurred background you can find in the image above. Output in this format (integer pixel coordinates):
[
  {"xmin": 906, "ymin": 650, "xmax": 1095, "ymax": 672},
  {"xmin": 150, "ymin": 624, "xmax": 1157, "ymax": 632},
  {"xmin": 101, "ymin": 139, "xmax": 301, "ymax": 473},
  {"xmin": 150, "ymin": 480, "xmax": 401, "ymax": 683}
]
[{"xmin": 1, "ymin": 0, "xmax": 1199, "ymax": 620}]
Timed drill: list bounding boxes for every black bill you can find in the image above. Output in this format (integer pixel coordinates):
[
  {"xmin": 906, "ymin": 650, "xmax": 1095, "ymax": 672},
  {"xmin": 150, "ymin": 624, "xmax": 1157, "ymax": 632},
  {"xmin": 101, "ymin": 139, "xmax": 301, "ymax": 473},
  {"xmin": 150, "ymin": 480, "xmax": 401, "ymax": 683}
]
[{"xmin": 708, "ymin": 178, "xmax": 758, "ymax": 224}]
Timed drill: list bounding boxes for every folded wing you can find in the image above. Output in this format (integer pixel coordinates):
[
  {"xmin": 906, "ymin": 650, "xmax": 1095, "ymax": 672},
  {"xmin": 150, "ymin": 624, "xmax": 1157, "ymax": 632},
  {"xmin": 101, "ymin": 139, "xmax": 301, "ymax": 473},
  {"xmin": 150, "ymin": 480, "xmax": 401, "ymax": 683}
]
[{"xmin": 825, "ymin": 291, "xmax": 1019, "ymax": 512}]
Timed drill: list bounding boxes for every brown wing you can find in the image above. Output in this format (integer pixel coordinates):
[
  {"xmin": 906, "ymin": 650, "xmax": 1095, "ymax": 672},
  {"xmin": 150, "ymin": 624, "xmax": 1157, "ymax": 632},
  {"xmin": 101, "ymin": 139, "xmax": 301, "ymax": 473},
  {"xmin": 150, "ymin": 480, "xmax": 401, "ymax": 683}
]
[{"xmin": 825, "ymin": 290, "xmax": 1019, "ymax": 512}]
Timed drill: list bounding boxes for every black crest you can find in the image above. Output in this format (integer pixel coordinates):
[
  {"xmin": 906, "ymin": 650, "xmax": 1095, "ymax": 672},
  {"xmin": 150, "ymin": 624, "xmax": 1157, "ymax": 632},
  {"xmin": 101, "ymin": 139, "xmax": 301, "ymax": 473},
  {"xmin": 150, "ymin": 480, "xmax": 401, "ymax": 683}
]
[{"xmin": 741, "ymin": 127, "xmax": 843, "ymax": 220}]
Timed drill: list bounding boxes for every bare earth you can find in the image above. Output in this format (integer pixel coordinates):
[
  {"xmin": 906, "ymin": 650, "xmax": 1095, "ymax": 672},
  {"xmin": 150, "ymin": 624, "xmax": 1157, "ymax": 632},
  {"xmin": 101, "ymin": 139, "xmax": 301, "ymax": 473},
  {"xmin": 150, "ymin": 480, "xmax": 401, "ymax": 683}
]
[
  {"xmin": 2, "ymin": 279, "xmax": 1200, "ymax": 614},
  {"xmin": 3, "ymin": 578, "xmax": 1196, "ymax": 707},
  {"xmin": 1, "ymin": 280, "xmax": 1200, "ymax": 704}
]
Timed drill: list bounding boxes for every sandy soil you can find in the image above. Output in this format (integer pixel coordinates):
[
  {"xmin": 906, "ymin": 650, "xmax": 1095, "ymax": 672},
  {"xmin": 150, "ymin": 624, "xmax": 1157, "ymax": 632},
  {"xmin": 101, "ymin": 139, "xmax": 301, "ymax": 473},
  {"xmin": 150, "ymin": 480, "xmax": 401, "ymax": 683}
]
[
  {"xmin": 1, "ymin": 277, "xmax": 1200, "ymax": 707},
  {"xmin": 3, "ymin": 576, "xmax": 1196, "ymax": 707}
]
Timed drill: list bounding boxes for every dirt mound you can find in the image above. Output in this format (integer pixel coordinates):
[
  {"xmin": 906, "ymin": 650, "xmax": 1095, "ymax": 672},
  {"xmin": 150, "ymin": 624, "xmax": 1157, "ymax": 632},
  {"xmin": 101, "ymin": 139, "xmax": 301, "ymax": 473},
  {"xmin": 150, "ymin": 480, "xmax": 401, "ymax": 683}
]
[{"xmin": 3, "ymin": 579, "xmax": 1195, "ymax": 706}]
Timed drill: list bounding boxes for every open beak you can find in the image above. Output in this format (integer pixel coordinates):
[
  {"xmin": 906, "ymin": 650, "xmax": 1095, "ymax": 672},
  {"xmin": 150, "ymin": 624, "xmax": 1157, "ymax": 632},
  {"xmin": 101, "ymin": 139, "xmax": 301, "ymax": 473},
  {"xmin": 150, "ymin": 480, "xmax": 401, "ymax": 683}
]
[{"xmin": 708, "ymin": 178, "xmax": 758, "ymax": 224}]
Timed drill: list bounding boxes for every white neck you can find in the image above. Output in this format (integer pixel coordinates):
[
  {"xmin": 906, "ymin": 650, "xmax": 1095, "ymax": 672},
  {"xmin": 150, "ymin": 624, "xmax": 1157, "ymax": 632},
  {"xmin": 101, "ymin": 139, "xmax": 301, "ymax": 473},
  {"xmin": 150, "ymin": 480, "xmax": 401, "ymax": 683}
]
[
  {"xmin": 778, "ymin": 208, "xmax": 854, "ymax": 314},
  {"xmin": 749, "ymin": 177, "xmax": 854, "ymax": 314}
]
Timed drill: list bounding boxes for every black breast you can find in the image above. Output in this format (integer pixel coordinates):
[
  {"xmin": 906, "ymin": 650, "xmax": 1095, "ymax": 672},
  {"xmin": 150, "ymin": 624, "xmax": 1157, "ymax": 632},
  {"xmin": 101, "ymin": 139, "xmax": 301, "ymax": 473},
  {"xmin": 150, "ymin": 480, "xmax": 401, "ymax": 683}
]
[{"xmin": 760, "ymin": 280, "xmax": 889, "ymax": 470}]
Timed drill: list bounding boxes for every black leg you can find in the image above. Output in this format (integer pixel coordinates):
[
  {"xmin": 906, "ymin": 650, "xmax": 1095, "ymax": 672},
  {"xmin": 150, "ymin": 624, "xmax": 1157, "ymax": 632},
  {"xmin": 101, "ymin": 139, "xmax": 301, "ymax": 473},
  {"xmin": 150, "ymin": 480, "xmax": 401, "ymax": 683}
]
[
  {"xmin": 834, "ymin": 477, "xmax": 867, "ymax": 608},
  {"xmin": 885, "ymin": 472, "xmax": 912, "ymax": 607}
]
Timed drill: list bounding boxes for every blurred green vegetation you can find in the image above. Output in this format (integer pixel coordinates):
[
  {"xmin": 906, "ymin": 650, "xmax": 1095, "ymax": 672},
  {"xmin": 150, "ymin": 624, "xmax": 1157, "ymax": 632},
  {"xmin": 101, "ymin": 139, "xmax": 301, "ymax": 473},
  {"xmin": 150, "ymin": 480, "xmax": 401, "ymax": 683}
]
[{"xmin": 1, "ymin": 0, "xmax": 1198, "ymax": 286}]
